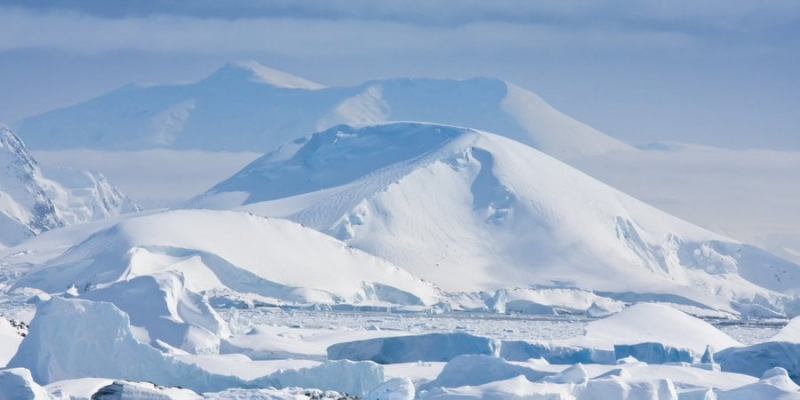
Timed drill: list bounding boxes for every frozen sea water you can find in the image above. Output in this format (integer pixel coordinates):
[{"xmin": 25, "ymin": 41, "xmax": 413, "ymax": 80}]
[
  {"xmin": 227, "ymin": 308, "xmax": 787, "ymax": 345},
  {"xmin": 716, "ymin": 321, "xmax": 786, "ymax": 345}
]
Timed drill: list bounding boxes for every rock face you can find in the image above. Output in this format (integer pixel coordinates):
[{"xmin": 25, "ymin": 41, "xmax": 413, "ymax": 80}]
[
  {"xmin": 0, "ymin": 125, "xmax": 64, "ymax": 246},
  {"xmin": 0, "ymin": 125, "xmax": 139, "ymax": 248}
]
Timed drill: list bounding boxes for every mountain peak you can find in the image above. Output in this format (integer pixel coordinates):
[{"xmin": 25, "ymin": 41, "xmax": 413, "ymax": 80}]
[
  {"xmin": 189, "ymin": 121, "xmax": 800, "ymax": 313},
  {"xmin": 205, "ymin": 61, "xmax": 326, "ymax": 90},
  {"xmin": 0, "ymin": 126, "xmax": 139, "ymax": 247}
]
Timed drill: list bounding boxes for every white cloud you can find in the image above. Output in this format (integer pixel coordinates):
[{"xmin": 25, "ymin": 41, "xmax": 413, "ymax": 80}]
[{"xmin": 0, "ymin": 7, "xmax": 744, "ymax": 57}]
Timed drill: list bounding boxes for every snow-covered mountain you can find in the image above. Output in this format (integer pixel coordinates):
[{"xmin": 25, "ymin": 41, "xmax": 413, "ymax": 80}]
[
  {"xmin": 190, "ymin": 123, "xmax": 800, "ymax": 314},
  {"xmin": 0, "ymin": 126, "xmax": 139, "ymax": 248},
  {"xmin": 0, "ymin": 126, "xmax": 64, "ymax": 246},
  {"xmin": 15, "ymin": 61, "xmax": 630, "ymax": 158}
]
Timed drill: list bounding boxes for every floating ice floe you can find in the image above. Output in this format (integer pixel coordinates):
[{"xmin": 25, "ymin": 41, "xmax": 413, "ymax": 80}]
[{"xmin": 328, "ymin": 332, "xmax": 500, "ymax": 364}]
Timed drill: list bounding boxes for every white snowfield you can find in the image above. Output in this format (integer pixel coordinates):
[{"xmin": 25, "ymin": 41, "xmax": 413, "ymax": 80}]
[
  {"xmin": 15, "ymin": 61, "xmax": 630, "ymax": 158},
  {"xmin": 14, "ymin": 209, "xmax": 442, "ymax": 307},
  {"xmin": 191, "ymin": 122, "xmax": 800, "ymax": 315},
  {"xmin": 0, "ymin": 126, "xmax": 139, "ymax": 248},
  {"xmin": 575, "ymin": 303, "xmax": 743, "ymax": 354}
]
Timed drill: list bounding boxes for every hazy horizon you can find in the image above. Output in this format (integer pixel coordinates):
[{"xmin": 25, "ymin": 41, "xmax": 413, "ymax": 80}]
[{"xmin": 1, "ymin": 0, "xmax": 798, "ymax": 150}]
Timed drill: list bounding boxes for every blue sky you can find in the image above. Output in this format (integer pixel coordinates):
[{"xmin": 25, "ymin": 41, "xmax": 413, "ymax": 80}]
[{"xmin": 1, "ymin": 0, "xmax": 798, "ymax": 149}]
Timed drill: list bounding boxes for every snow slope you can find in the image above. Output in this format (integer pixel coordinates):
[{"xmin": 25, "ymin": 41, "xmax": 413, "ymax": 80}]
[
  {"xmin": 0, "ymin": 126, "xmax": 139, "ymax": 248},
  {"xmin": 772, "ymin": 316, "xmax": 800, "ymax": 343},
  {"xmin": 575, "ymin": 303, "xmax": 742, "ymax": 353},
  {"xmin": 191, "ymin": 122, "xmax": 800, "ymax": 314},
  {"xmin": 15, "ymin": 61, "xmax": 630, "ymax": 157},
  {"xmin": 13, "ymin": 209, "xmax": 441, "ymax": 306}
]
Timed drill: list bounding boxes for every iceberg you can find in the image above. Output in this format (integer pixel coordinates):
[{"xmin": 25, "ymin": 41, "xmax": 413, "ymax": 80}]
[
  {"xmin": 8, "ymin": 297, "xmax": 384, "ymax": 395},
  {"xmin": 80, "ymin": 271, "xmax": 230, "ymax": 354},
  {"xmin": 0, "ymin": 368, "xmax": 53, "ymax": 400},
  {"xmin": 327, "ymin": 332, "xmax": 500, "ymax": 364}
]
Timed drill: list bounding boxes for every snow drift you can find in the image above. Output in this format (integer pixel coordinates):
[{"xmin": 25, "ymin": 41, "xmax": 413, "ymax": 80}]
[
  {"xmin": 191, "ymin": 122, "xmax": 800, "ymax": 314},
  {"xmin": 13, "ymin": 209, "xmax": 441, "ymax": 307}
]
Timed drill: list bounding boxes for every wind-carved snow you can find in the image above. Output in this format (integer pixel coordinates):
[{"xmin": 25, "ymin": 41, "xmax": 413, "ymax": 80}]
[
  {"xmin": 192, "ymin": 122, "xmax": 800, "ymax": 315},
  {"xmin": 79, "ymin": 271, "xmax": 231, "ymax": 355}
]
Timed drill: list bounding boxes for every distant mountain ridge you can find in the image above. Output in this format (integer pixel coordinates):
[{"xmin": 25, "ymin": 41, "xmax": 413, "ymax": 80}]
[
  {"xmin": 15, "ymin": 61, "xmax": 631, "ymax": 158},
  {"xmin": 0, "ymin": 126, "xmax": 140, "ymax": 248}
]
